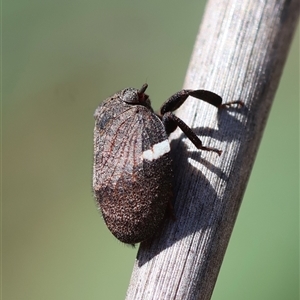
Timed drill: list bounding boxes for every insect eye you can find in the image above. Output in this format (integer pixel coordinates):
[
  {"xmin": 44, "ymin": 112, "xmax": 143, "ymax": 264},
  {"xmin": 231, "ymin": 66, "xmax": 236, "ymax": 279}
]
[{"xmin": 121, "ymin": 88, "xmax": 139, "ymax": 104}]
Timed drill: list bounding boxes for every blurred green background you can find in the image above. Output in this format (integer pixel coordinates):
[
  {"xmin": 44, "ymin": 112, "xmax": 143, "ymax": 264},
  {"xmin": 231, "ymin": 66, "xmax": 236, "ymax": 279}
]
[{"xmin": 2, "ymin": 1, "xmax": 299, "ymax": 299}]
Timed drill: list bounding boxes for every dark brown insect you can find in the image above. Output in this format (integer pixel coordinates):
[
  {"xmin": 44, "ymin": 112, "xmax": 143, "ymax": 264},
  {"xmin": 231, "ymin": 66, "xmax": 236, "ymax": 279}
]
[{"xmin": 93, "ymin": 83, "xmax": 242, "ymax": 244}]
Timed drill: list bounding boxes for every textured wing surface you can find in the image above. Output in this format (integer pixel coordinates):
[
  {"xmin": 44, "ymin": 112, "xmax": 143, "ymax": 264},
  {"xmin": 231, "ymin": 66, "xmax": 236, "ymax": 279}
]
[{"xmin": 93, "ymin": 102, "xmax": 172, "ymax": 243}]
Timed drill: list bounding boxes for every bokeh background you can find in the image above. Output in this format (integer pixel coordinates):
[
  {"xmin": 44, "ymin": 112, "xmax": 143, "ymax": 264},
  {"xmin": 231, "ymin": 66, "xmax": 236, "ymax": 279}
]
[{"xmin": 2, "ymin": 1, "xmax": 299, "ymax": 300}]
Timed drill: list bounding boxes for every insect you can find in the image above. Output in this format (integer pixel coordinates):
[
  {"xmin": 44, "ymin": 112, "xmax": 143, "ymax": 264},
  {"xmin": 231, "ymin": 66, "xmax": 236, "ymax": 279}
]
[{"xmin": 93, "ymin": 83, "xmax": 242, "ymax": 244}]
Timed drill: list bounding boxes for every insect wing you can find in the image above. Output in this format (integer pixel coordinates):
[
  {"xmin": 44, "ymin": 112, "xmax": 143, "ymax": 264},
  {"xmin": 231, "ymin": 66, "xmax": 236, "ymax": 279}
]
[{"xmin": 93, "ymin": 104, "xmax": 172, "ymax": 243}]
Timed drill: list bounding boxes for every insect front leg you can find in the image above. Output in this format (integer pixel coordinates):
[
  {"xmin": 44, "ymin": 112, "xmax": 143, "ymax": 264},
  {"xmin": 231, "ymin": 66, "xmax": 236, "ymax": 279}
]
[
  {"xmin": 162, "ymin": 112, "xmax": 222, "ymax": 156},
  {"xmin": 160, "ymin": 89, "xmax": 243, "ymax": 115}
]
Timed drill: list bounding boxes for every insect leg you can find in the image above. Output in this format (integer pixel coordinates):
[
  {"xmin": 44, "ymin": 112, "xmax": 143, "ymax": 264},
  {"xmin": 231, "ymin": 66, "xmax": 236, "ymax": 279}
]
[
  {"xmin": 160, "ymin": 89, "xmax": 243, "ymax": 115},
  {"xmin": 162, "ymin": 112, "xmax": 222, "ymax": 156}
]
